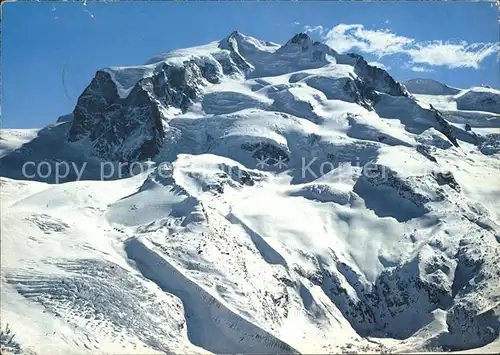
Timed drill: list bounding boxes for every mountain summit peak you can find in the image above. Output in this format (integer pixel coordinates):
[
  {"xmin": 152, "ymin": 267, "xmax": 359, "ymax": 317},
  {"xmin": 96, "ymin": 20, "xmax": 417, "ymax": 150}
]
[
  {"xmin": 288, "ymin": 32, "xmax": 312, "ymax": 45},
  {"xmin": 228, "ymin": 30, "xmax": 243, "ymax": 37}
]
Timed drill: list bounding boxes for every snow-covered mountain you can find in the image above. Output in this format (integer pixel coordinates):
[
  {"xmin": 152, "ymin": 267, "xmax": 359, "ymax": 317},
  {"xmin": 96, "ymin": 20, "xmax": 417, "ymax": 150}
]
[
  {"xmin": 1, "ymin": 32, "xmax": 499, "ymax": 354},
  {"xmin": 403, "ymin": 78, "xmax": 462, "ymax": 96}
]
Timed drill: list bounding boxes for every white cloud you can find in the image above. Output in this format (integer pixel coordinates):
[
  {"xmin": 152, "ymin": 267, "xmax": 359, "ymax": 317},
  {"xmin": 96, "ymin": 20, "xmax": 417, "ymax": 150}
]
[
  {"xmin": 384, "ymin": 20, "xmax": 390, "ymax": 24},
  {"xmin": 303, "ymin": 25, "xmax": 326, "ymax": 36},
  {"xmin": 411, "ymin": 66, "xmax": 434, "ymax": 73},
  {"xmin": 368, "ymin": 61, "xmax": 390, "ymax": 70},
  {"xmin": 309, "ymin": 23, "xmax": 499, "ymax": 69},
  {"xmin": 323, "ymin": 24, "xmax": 413, "ymax": 56}
]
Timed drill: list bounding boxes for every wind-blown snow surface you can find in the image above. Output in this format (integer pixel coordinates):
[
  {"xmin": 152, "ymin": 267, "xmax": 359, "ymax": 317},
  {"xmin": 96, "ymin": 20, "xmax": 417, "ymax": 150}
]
[{"xmin": 1, "ymin": 33, "xmax": 500, "ymax": 354}]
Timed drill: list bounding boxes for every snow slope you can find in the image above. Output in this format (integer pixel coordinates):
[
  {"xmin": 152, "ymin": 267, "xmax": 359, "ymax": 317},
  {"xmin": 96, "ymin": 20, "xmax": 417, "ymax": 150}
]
[
  {"xmin": 0, "ymin": 129, "xmax": 40, "ymax": 159},
  {"xmin": 403, "ymin": 79, "xmax": 462, "ymax": 96},
  {"xmin": 1, "ymin": 32, "xmax": 500, "ymax": 354}
]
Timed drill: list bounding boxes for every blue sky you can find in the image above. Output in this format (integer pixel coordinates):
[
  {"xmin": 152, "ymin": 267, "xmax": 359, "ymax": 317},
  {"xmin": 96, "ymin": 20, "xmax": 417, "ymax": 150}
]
[{"xmin": 2, "ymin": 1, "xmax": 499, "ymax": 129}]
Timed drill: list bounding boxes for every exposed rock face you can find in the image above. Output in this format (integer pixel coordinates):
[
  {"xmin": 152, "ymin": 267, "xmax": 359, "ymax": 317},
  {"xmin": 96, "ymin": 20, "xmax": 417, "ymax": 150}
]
[
  {"xmin": 443, "ymin": 239, "xmax": 500, "ymax": 349},
  {"xmin": 429, "ymin": 106, "xmax": 460, "ymax": 148},
  {"xmin": 403, "ymin": 78, "xmax": 461, "ymax": 95},
  {"xmin": 67, "ymin": 32, "xmax": 414, "ymax": 162},
  {"xmin": 150, "ymin": 62, "xmax": 206, "ymax": 110},
  {"xmin": 346, "ymin": 53, "xmax": 410, "ymax": 98},
  {"xmin": 291, "ymin": 239, "xmax": 495, "ymax": 344},
  {"xmin": 371, "ymin": 248, "xmax": 455, "ymax": 338},
  {"xmin": 287, "ymin": 33, "xmax": 312, "ymax": 47},
  {"xmin": 241, "ymin": 141, "xmax": 290, "ymax": 167},
  {"xmin": 417, "ymin": 144, "xmax": 438, "ymax": 163},
  {"xmin": 56, "ymin": 113, "xmax": 74, "ymax": 123},
  {"xmin": 280, "ymin": 34, "xmax": 409, "ymax": 103},
  {"xmin": 218, "ymin": 32, "xmax": 255, "ymax": 75},
  {"xmin": 359, "ymin": 164, "xmax": 434, "ymax": 209},
  {"xmin": 68, "ymin": 61, "xmax": 215, "ymax": 161},
  {"xmin": 69, "ymin": 70, "xmax": 121, "ymax": 142},
  {"xmin": 317, "ymin": 164, "xmax": 497, "ymax": 346},
  {"xmin": 2, "ymin": 30, "xmax": 500, "ymax": 355}
]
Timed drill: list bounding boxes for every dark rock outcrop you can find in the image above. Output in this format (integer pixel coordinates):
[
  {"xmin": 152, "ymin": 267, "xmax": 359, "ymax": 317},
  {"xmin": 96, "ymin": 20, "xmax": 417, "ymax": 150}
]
[
  {"xmin": 277, "ymin": 33, "xmax": 326, "ymax": 57},
  {"xmin": 346, "ymin": 54, "xmax": 409, "ymax": 98},
  {"xmin": 241, "ymin": 141, "xmax": 290, "ymax": 167},
  {"xmin": 56, "ymin": 113, "xmax": 74, "ymax": 123},
  {"xmin": 343, "ymin": 78, "xmax": 381, "ymax": 111},
  {"xmin": 429, "ymin": 105, "xmax": 460, "ymax": 148},
  {"xmin": 65, "ymin": 31, "xmax": 457, "ymax": 165},
  {"xmin": 218, "ymin": 31, "xmax": 256, "ymax": 75},
  {"xmin": 417, "ymin": 144, "xmax": 438, "ymax": 163},
  {"xmin": 477, "ymin": 133, "xmax": 500, "ymax": 155}
]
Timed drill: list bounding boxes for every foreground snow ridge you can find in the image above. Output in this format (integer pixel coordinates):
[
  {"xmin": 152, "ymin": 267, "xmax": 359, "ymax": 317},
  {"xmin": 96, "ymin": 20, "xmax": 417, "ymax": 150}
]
[{"xmin": 1, "ymin": 31, "xmax": 500, "ymax": 354}]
